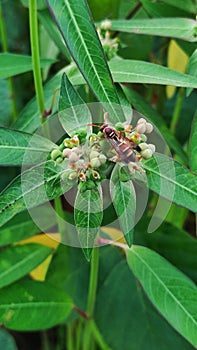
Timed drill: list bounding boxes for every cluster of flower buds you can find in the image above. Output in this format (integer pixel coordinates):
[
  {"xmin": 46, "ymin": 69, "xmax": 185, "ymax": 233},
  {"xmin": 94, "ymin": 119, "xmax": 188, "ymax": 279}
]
[
  {"xmin": 97, "ymin": 20, "xmax": 119, "ymax": 60},
  {"xmin": 115, "ymin": 117, "xmax": 156, "ymax": 160},
  {"xmin": 50, "ymin": 115, "xmax": 156, "ymax": 191}
]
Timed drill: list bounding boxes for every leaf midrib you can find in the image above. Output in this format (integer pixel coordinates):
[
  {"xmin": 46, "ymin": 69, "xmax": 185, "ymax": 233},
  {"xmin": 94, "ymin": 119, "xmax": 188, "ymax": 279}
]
[
  {"xmin": 0, "ymin": 248, "xmax": 49, "ymax": 283},
  {"xmin": 131, "ymin": 248, "xmax": 197, "ymax": 326}
]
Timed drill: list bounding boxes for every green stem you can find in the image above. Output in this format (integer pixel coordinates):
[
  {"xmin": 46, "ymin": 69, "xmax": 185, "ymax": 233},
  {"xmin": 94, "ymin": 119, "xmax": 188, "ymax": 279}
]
[
  {"xmin": 170, "ymin": 87, "xmax": 185, "ymax": 133},
  {"xmin": 29, "ymin": 0, "xmax": 45, "ymax": 119},
  {"xmin": 67, "ymin": 323, "xmax": 74, "ymax": 350},
  {"xmin": 0, "ymin": 2, "xmax": 17, "ymax": 121},
  {"xmin": 91, "ymin": 320, "xmax": 112, "ymax": 350},
  {"xmin": 83, "ymin": 248, "xmax": 99, "ymax": 350}
]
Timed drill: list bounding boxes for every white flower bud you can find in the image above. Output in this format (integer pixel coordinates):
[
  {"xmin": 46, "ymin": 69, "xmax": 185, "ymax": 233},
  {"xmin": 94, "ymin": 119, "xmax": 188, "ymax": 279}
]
[
  {"xmin": 141, "ymin": 149, "xmax": 153, "ymax": 159},
  {"xmin": 138, "ymin": 118, "xmax": 146, "ymax": 124},
  {"xmin": 100, "ymin": 19, "xmax": 112, "ymax": 31},
  {"xmin": 139, "ymin": 142, "xmax": 148, "ymax": 151},
  {"xmin": 90, "ymin": 150, "xmax": 100, "ymax": 160},
  {"xmin": 148, "ymin": 144, "xmax": 156, "ymax": 153},
  {"xmin": 90, "ymin": 158, "xmax": 101, "ymax": 168},
  {"xmin": 99, "ymin": 154, "xmax": 107, "ymax": 164},
  {"xmin": 69, "ymin": 152, "xmax": 79, "ymax": 163},
  {"xmin": 135, "ymin": 123, "xmax": 146, "ymax": 134},
  {"xmin": 62, "ymin": 148, "xmax": 72, "ymax": 158},
  {"xmin": 145, "ymin": 123, "xmax": 153, "ymax": 133}
]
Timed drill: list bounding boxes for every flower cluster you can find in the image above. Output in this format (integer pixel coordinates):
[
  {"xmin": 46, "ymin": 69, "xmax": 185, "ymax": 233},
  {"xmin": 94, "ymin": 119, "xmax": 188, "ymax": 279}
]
[
  {"xmin": 97, "ymin": 20, "xmax": 119, "ymax": 60},
  {"xmin": 50, "ymin": 116, "xmax": 156, "ymax": 191}
]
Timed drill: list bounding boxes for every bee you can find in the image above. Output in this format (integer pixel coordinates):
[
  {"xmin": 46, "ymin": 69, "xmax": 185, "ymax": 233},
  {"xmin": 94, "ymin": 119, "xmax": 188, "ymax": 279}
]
[{"xmin": 90, "ymin": 112, "xmax": 142, "ymax": 165}]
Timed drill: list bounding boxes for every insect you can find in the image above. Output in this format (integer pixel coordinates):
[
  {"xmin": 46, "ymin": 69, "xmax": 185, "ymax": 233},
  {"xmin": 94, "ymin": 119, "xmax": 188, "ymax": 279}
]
[{"xmin": 90, "ymin": 112, "xmax": 142, "ymax": 165}]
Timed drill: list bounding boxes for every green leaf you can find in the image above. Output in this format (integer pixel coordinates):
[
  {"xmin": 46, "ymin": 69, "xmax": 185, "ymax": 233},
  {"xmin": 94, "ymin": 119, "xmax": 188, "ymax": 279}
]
[
  {"xmin": 46, "ymin": 0, "xmax": 125, "ymax": 123},
  {"xmin": 0, "ymin": 209, "xmax": 56, "ymax": 246},
  {"xmin": 161, "ymin": 0, "xmax": 196, "ymax": 14},
  {"xmin": 0, "ymin": 53, "xmax": 56, "ymax": 79},
  {"xmin": 143, "ymin": 153, "xmax": 197, "ymax": 212},
  {"xmin": 12, "ymin": 64, "xmax": 79, "ymax": 133},
  {"xmin": 123, "ymin": 87, "xmax": 188, "ymax": 164},
  {"xmin": 59, "ymin": 73, "xmax": 92, "ymax": 135},
  {"xmin": 134, "ymin": 220, "xmax": 197, "ymax": 283},
  {"xmin": 0, "ymin": 127, "xmax": 55, "ymax": 166},
  {"xmin": 0, "ymin": 244, "xmax": 52, "ymax": 289},
  {"xmin": 110, "ymin": 164, "xmax": 136, "ymax": 246},
  {"xmin": 0, "ymin": 80, "xmax": 11, "ymax": 127},
  {"xmin": 0, "ymin": 280, "xmax": 73, "ymax": 330},
  {"xmin": 109, "ymin": 59, "xmax": 197, "ymax": 88},
  {"xmin": 0, "ymin": 328, "xmax": 18, "ymax": 350},
  {"xmin": 186, "ymin": 49, "xmax": 197, "ymax": 96},
  {"xmin": 74, "ymin": 186, "xmax": 103, "ymax": 260},
  {"xmin": 0, "ymin": 160, "xmax": 74, "ymax": 227},
  {"xmin": 46, "ymin": 244, "xmax": 90, "ymax": 309},
  {"xmin": 189, "ymin": 113, "xmax": 197, "ymax": 173},
  {"xmin": 95, "ymin": 246, "xmax": 194, "ymax": 350},
  {"xmin": 127, "ymin": 245, "xmax": 197, "ymax": 348},
  {"xmin": 110, "ymin": 18, "xmax": 197, "ymax": 42},
  {"xmin": 38, "ymin": 9, "xmax": 71, "ymax": 59}
]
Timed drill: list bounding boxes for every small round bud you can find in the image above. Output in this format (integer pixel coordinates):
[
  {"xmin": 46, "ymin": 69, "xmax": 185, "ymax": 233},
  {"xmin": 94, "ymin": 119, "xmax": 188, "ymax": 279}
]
[
  {"xmin": 55, "ymin": 156, "xmax": 63, "ymax": 164},
  {"xmin": 148, "ymin": 144, "xmax": 156, "ymax": 153},
  {"xmin": 145, "ymin": 123, "xmax": 153, "ymax": 134},
  {"xmin": 90, "ymin": 150, "xmax": 100, "ymax": 160},
  {"xmin": 99, "ymin": 154, "xmax": 107, "ymax": 164},
  {"xmin": 62, "ymin": 148, "xmax": 72, "ymax": 158},
  {"xmin": 141, "ymin": 149, "xmax": 153, "ymax": 159},
  {"xmin": 138, "ymin": 118, "xmax": 146, "ymax": 124},
  {"xmin": 69, "ymin": 152, "xmax": 79, "ymax": 163},
  {"xmin": 98, "ymin": 131, "xmax": 104, "ymax": 138},
  {"xmin": 51, "ymin": 149, "xmax": 62, "ymax": 161},
  {"xmin": 139, "ymin": 134, "xmax": 147, "ymax": 142},
  {"xmin": 135, "ymin": 123, "xmax": 146, "ymax": 134},
  {"xmin": 100, "ymin": 19, "xmax": 112, "ymax": 31},
  {"xmin": 90, "ymin": 158, "xmax": 101, "ymax": 168},
  {"xmin": 139, "ymin": 142, "xmax": 148, "ymax": 151}
]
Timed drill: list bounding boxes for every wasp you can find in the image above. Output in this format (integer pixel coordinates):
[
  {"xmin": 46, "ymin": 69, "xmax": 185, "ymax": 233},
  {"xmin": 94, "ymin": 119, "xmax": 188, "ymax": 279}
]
[{"xmin": 90, "ymin": 112, "xmax": 142, "ymax": 165}]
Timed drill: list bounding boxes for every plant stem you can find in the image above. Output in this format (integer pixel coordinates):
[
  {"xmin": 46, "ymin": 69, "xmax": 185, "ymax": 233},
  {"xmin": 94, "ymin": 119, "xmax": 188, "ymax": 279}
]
[
  {"xmin": 83, "ymin": 247, "xmax": 99, "ymax": 350},
  {"xmin": 170, "ymin": 87, "xmax": 184, "ymax": 133},
  {"xmin": 29, "ymin": 0, "xmax": 45, "ymax": 119},
  {"xmin": 67, "ymin": 323, "xmax": 74, "ymax": 350},
  {"xmin": 0, "ymin": 2, "xmax": 17, "ymax": 121}
]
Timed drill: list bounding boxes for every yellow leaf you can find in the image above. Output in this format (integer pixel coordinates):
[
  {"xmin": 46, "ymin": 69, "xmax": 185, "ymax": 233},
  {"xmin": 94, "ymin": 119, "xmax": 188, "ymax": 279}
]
[
  {"xmin": 166, "ymin": 40, "xmax": 188, "ymax": 98},
  {"xmin": 101, "ymin": 227, "xmax": 126, "ymax": 243},
  {"xmin": 17, "ymin": 233, "xmax": 60, "ymax": 281}
]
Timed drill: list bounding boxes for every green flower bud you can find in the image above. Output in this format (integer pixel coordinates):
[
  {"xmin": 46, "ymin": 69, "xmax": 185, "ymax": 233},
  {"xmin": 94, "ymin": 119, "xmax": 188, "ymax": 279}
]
[
  {"xmin": 98, "ymin": 131, "xmax": 104, "ymax": 138},
  {"xmin": 90, "ymin": 158, "xmax": 101, "ymax": 168},
  {"xmin": 90, "ymin": 150, "xmax": 100, "ymax": 160},
  {"xmin": 99, "ymin": 154, "xmax": 107, "ymax": 164},
  {"xmin": 141, "ymin": 149, "xmax": 153, "ymax": 159},
  {"xmin": 51, "ymin": 149, "xmax": 62, "ymax": 161}
]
